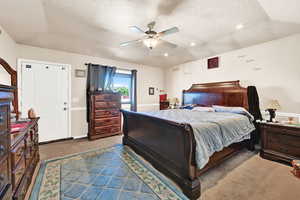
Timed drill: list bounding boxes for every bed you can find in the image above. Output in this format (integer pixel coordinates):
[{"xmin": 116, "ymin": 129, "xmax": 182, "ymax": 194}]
[{"xmin": 121, "ymin": 81, "xmax": 258, "ymax": 199}]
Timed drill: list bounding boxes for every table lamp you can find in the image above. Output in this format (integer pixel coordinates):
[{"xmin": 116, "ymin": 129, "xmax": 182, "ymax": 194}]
[
  {"xmin": 170, "ymin": 97, "xmax": 179, "ymax": 108},
  {"xmin": 266, "ymin": 99, "xmax": 280, "ymax": 122}
]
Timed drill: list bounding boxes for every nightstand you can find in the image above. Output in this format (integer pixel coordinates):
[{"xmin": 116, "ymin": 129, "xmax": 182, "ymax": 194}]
[
  {"xmin": 159, "ymin": 101, "xmax": 169, "ymax": 110},
  {"xmin": 259, "ymin": 122, "xmax": 300, "ymax": 165}
]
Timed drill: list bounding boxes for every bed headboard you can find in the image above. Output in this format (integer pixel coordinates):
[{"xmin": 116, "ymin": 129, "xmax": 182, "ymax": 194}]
[{"xmin": 182, "ymin": 80, "xmax": 249, "ymax": 110}]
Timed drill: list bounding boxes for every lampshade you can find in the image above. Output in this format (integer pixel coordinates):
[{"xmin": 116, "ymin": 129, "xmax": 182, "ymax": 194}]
[
  {"xmin": 267, "ymin": 99, "xmax": 281, "ymax": 110},
  {"xmin": 143, "ymin": 37, "xmax": 158, "ymax": 49},
  {"xmin": 170, "ymin": 97, "xmax": 179, "ymax": 104}
]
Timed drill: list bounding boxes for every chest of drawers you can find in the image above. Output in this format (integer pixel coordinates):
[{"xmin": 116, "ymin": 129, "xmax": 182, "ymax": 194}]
[
  {"xmin": 10, "ymin": 118, "xmax": 40, "ymax": 200},
  {"xmin": 88, "ymin": 92, "xmax": 121, "ymax": 140},
  {"xmin": 0, "ymin": 85, "xmax": 14, "ymax": 200},
  {"xmin": 260, "ymin": 122, "xmax": 300, "ymax": 164}
]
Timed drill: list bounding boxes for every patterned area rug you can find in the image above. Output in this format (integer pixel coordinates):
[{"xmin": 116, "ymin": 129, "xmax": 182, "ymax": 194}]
[{"xmin": 30, "ymin": 145, "xmax": 188, "ymax": 200}]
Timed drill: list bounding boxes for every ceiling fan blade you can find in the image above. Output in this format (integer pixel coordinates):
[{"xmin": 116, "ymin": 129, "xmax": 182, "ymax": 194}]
[
  {"xmin": 158, "ymin": 27, "xmax": 179, "ymax": 37},
  {"xmin": 129, "ymin": 26, "xmax": 145, "ymax": 34},
  {"xmin": 120, "ymin": 39, "xmax": 142, "ymax": 47},
  {"xmin": 160, "ymin": 40, "xmax": 177, "ymax": 48}
]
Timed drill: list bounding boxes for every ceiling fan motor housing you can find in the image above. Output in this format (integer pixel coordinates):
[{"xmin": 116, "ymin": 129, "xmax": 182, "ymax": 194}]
[{"xmin": 145, "ymin": 30, "xmax": 157, "ymax": 35}]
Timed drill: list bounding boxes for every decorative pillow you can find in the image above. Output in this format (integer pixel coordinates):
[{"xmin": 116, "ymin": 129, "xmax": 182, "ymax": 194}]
[
  {"xmin": 192, "ymin": 106, "xmax": 215, "ymax": 112},
  {"xmin": 212, "ymin": 105, "xmax": 254, "ymax": 120}
]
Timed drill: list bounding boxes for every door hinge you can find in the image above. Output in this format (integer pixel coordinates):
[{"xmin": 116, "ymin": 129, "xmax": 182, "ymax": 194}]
[{"xmin": 62, "ymin": 67, "xmax": 66, "ymax": 70}]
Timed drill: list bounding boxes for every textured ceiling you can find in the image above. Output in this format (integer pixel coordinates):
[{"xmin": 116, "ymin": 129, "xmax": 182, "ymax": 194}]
[
  {"xmin": 0, "ymin": 0, "xmax": 300, "ymax": 67},
  {"xmin": 257, "ymin": 0, "xmax": 300, "ymax": 24}
]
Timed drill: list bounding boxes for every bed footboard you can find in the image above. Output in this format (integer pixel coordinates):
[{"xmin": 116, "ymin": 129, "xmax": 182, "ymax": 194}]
[{"xmin": 121, "ymin": 110, "xmax": 201, "ymax": 199}]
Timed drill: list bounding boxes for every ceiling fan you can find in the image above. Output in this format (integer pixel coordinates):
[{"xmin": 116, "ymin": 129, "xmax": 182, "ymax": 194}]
[{"xmin": 120, "ymin": 21, "xmax": 179, "ymax": 50}]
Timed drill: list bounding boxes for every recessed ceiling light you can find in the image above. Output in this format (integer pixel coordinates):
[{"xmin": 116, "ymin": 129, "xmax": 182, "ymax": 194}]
[
  {"xmin": 164, "ymin": 53, "xmax": 169, "ymax": 57},
  {"xmin": 236, "ymin": 24, "xmax": 244, "ymax": 30},
  {"xmin": 190, "ymin": 42, "xmax": 196, "ymax": 47}
]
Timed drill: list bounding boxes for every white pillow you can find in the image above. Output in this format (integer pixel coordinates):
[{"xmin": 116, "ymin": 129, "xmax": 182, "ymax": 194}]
[
  {"xmin": 192, "ymin": 106, "xmax": 215, "ymax": 112},
  {"xmin": 212, "ymin": 105, "xmax": 254, "ymax": 120}
]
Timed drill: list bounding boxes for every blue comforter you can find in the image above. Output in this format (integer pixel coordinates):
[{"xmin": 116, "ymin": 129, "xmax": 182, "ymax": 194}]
[{"xmin": 143, "ymin": 109, "xmax": 255, "ymax": 169}]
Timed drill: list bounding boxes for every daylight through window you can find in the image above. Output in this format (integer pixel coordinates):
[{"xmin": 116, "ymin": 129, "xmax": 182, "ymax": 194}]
[{"xmin": 113, "ymin": 71, "xmax": 132, "ymax": 104}]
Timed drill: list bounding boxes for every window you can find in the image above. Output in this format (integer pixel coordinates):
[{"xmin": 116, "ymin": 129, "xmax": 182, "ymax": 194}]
[{"xmin": 113, "ymin": 70, "xmax": 132, "ymax": 104}]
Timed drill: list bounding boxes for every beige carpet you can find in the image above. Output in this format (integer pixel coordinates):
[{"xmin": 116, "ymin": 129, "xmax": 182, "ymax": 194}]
[
  {"xmin": 30, "ymin": 136, "xmax": 299, "ymax": 200},
  {"xmin": 200, "ymin": 150, "xmax": 300, "ymax": 200}
]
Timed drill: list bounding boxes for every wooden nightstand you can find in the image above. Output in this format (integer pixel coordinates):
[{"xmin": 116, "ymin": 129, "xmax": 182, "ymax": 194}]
[
  {"xmin": 159, "ymin": 101, "xmax": 170, "ymax": 110},
  {"xmin": 259, "ymin": 122, "xmax": 300, "ymax": 165}
]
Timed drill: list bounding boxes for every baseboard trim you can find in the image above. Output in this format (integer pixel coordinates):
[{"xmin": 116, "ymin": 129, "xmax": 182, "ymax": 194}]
[
  {"xmin": 73, "ymin": 135, "xmax": 88, "ymax": 139},
  {"xmin": 39, "ymin": 137, "xmax": 73, "ymax": 145}
]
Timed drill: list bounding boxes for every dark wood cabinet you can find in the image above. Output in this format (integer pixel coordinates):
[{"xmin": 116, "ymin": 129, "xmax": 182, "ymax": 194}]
[
  {"xmin": 0, "ymin": 85, "xmax": 13, "ymax": 200},
  {"xmin": 10, "ymin": 118, "xmax": 39, "ymax": 200},
  {"xmin": 0, "ymin": 85, "xmax": 40, "ymax": 199},
  {"xmin": 159, "ymin": 101, "xmax": 169, "ymax": 110},
  {"xmin": 88, "ymin": 92, "xmax": 121, "ymax": 140},
  {"xmin": 260, "ymin": 122, "xmax": 300, "ymax": 164}
]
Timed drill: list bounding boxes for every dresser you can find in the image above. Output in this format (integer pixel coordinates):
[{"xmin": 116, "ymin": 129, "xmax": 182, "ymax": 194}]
[
  {"xmin": 10, "ymin": 118, "xmax": 39, "ymax": 200},
  {"xmin": 88, "ymin": 92, "xmax": 121, "ymax": 140},
  {"xmin": 159, "ymin": 101, "xmax": 170, "ymax": 110},
  {"xmin": 260, "ymin": 122, "xmax": 300, "ymax": 164},
  {"xmin": 0, "ymin": 85, "xmax": 13, "ymax": 200}
]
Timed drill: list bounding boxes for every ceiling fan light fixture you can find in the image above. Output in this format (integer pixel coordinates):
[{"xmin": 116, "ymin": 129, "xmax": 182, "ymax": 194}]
[
  {"xmin": 236, "ymin": 23, "xmax": 244, "ymax": 30},
  {"xmin": 190, "ymin": 42, "xmax": 196, "ymax": 47},
  {"xmin": 120, "ymin": 21, "xmax": 179, "ymax": 49},
  {"xmin": 143, "ymin": 37, "xmax": 158, "ymax": 49}
]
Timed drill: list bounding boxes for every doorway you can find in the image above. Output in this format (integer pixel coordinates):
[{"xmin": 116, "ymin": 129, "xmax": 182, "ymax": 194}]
[{"xmin": 18, "ymin": 59, "xmax": 71, "ymax": 142}]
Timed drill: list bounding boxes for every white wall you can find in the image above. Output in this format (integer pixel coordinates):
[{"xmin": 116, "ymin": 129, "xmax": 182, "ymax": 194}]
[
  {"xmin": 165, "ymin": 34, "xmax": 300, "ymax": 115},
  {"xmin": 17, "ymin": 45, "xmax": 164, "ymax": 137},
  {"xmin": 0, "ymin": 24, "xmax": 17, "ymax": 84}
]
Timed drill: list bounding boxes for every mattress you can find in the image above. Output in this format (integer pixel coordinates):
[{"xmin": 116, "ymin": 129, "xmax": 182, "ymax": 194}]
[{"xmin": 143, "ymin": 109, "xmax": 255, "ymax": 169}]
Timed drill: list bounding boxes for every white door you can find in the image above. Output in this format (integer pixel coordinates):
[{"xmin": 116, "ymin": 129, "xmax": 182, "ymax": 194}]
[{"xmin": 20, "ymin": 61, "xmax": 70, "ymax": 142}]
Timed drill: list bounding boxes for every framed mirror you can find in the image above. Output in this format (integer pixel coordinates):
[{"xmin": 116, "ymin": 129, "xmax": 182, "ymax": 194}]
[{"xmin": 0, "ymin": 57, "xmax": 19, "ymax": 119}]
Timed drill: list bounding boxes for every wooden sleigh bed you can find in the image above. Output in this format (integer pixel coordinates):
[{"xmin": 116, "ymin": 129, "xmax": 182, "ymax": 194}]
[{"xmin": 121, "ymin": 81, "xmax": 258, "ymax": 200}]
